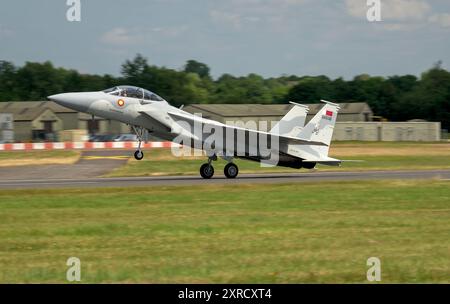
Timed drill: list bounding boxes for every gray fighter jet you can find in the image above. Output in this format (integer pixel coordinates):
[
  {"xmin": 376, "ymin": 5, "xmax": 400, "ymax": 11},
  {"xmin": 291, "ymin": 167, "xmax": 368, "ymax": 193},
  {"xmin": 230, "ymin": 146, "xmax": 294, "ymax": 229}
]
[{"xmin": 49, "ymin": 85, "xmax": 341, "ymax": 179}]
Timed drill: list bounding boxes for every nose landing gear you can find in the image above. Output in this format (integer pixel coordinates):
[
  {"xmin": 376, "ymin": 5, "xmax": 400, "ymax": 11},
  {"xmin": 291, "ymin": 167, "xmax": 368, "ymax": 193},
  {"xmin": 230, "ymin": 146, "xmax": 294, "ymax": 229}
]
[
  {"xmin": 134, "ymin": 150, "xmax": 144, "ymax": 160},
  {"xmin": 132, "ymin": 125, "xmax": 146, "ymax": 161}
]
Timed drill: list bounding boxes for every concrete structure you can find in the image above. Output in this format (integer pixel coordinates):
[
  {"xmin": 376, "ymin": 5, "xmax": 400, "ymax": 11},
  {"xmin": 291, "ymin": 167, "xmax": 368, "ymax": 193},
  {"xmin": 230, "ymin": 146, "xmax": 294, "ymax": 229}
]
[
  {"xmin": 333, "ymin": 122, "xmax": 441, "ymax": 141},
  {"xmin": 0, "ymin": 113, "xmax": 14, "ymax": 142}
]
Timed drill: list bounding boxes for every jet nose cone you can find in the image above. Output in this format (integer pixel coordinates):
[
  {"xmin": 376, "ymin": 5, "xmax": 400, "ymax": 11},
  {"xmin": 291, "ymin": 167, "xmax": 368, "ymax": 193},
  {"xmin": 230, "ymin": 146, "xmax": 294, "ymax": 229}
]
[
  {"xmin": 47, "ymin": 92, "xmax": 92, "ymax": 112},
  {"xmin": 47, "ymin": 94, "xmax": 65, "ymax": 104}
]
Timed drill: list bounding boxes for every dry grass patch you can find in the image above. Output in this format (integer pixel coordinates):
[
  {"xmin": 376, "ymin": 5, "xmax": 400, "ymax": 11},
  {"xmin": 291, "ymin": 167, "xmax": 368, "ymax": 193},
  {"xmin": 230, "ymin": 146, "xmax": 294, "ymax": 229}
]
[{"xmin": 0, "ymin": 151, "xmax": 80, "ymax": 167}]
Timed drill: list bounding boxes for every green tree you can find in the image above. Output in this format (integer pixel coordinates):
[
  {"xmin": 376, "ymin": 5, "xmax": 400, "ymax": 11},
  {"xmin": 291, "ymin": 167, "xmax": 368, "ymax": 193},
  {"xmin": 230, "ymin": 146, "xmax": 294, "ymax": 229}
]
[
  {"xmin": 184, "ymin": 60, "xmax": 211, "ymax": 79},
  {"xmin": 120, "ymin": 55, "xmax": 212, "ymax": 106},
  {"xmin": 0, "ymin": 61, "xmax": 18, "ymax": 101},
  {"xmin": 395, "ymin": 65, "xmax": 450, "ymax": 128},
  {"xmin": 121, "ymin": 54, "xmax": 149, "ymax": 84},
  {"xmin": 1, "ymin": 55, "xmax": 450, "ymax": 129},
  {"xmin": 285, "ymin": 76, "xmax": 334, "ymax": 103},
  {"xmin": 14, "ymin": 61, "xmax": 66, "ymax": 100}
]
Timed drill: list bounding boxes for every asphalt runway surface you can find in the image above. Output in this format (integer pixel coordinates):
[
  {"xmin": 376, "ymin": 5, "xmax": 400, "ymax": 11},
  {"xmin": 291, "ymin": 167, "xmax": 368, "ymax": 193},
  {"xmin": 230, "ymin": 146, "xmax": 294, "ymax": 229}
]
[
  {"xmin": 0, "ymin": 150, "xmax": 449, "ymax": 189},
  {"xmin": 1, "ymin": 169, "xmax": 449, "ymax": 189}
]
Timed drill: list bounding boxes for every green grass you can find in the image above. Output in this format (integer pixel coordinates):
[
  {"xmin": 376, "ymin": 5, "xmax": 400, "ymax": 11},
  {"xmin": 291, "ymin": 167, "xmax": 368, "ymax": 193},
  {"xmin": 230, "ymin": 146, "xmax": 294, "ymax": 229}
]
[{"xmin": 0, "ymin": 180, "xmax": 449, "ymax": 283}]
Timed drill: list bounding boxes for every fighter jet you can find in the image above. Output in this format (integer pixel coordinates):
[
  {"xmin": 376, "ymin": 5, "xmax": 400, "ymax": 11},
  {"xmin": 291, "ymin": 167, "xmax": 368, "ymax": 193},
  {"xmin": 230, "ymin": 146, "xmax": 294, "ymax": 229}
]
[{"xmin": 48, "ymin": 85, "xmax": 341, "ymax": 179}]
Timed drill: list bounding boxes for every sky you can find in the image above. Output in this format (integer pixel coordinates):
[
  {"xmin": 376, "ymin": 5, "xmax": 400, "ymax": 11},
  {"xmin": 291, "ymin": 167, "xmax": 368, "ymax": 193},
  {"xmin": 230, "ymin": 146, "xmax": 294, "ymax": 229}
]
[{"xmin": 1, "ymin": 0, "xmax": 450, "ymax": 79}]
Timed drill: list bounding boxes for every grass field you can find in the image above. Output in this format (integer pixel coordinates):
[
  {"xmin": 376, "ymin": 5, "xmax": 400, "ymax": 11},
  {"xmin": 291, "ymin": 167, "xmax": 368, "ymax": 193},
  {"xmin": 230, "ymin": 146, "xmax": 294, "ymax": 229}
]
[
  {"xmin": 0, "ymin": 150, "xmax": 80, "ymax": 167},
  {"xmin": 105, "ymin": 142, "xmax": 450, "ymax": 177},
  {"xmin": 0, "ymin": 180, "xmax": 448, "ymax": 283}
]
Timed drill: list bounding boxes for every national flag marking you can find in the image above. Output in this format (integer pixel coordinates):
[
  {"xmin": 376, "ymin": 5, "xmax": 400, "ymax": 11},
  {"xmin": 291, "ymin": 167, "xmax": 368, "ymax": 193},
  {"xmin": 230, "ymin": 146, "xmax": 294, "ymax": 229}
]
[{"xmin": 326, "ymin": 110, "xmax": 333, "ymax": 117}]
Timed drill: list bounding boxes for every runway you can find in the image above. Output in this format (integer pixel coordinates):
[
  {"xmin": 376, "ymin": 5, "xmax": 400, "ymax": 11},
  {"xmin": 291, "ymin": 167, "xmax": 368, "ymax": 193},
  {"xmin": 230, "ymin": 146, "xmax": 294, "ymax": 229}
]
[{"xmin": 0, "ymin": 169, "xmax": 449, "ymax": 189}]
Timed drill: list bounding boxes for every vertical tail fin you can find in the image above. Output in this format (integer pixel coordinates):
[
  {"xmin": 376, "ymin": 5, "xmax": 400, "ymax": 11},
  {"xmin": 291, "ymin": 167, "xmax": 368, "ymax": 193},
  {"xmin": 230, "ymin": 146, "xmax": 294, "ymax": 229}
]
[
  {"xmin": 298, "ymin": 100, "xmax": 340, "ymax": 157},
  {"xmin": 270, "ymin": 102, "xmax": 309, "ymax": 137}
]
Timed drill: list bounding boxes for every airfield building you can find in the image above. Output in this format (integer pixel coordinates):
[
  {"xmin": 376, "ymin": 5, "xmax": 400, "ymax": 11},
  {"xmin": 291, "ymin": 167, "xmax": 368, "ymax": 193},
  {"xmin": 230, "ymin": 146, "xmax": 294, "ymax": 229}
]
[
  {"xmin": 0, "ymin": 101, "xmax": 442, "ymax": 142},
  {"xmin": 184, "ymin": 102, "xmax": 374, "ymax": 124},
  {"xmin": 0, "ymin": 101, "xmax": 129, "ymax": 142},
  {"xmin": 184, "ymin": 103, "xmax": 441, "ymax": 142}
]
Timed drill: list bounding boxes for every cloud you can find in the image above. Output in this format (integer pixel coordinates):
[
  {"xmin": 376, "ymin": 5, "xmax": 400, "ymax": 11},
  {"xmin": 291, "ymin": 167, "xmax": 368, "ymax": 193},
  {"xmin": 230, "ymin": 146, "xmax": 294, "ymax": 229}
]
[
  {"xmin": 383, "ymin": 0, "xmax": 430, "ymax": 20},
  {"xmin": 209, "ymin": 0, "xmax": 308, "ymax": 30},
  {"xmin": 100, "ymin": 25, "xmax": 189, "ymax": 46},
  {"xmin": 100, "ymin": 28, "xmax": 138, "ymax": 45},
  {"xmin": 228, "ymin": 0, "xmax": 307, "ymax": 7},
  {"xmin": 381, "ymin": 23, "xmax": 424, "ymax": 31},
  {"xmin": 346, "ymin": 0, "xmax": 431, "ymax": 21},
  {"xmin": 209, "ymin": 10, "xmax": 243, "ymax": 29},
  {"xmin": 345, "ymin": 0, "xmax": 450, "ymax": 31},
  {"xmin": 429, "ymin": 13, "xmax": 450, "ymax": 28},
  {"xmin": 151, "ymin": 25, "xmax": 189, "ymax": 37}
]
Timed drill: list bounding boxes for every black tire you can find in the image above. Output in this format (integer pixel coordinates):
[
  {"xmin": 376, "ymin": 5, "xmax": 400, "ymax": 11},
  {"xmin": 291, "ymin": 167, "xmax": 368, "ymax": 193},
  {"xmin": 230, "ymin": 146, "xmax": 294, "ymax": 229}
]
[
  {"xmin": 224, "ymin": 163, "xmax": 239, "ymax": 179},
  {"xmin": 134, "ymin": 150, "xmax": 144, "ymax": 160},
  {"xmin": 200, "ymin": 163, "xmax": 214, "ymax": 179}
]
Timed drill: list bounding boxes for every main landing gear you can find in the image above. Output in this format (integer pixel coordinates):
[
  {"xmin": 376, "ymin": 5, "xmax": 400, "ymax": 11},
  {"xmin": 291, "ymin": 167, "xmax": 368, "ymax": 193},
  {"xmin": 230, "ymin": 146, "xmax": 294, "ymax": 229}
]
[
  {"xmin": 131, "ymin": 125, "xmax": 145, "ymax": 161},
  {"xmin": 200, "ymin": 155, "xmax": 215, "ymax": 179},
  {"xmin": 199, "ymin": 155, "xmax": 239, "ymax": 179},
  {"xmin": 224, "ymin": 163, "xmax": 238, "ymax": 179}
]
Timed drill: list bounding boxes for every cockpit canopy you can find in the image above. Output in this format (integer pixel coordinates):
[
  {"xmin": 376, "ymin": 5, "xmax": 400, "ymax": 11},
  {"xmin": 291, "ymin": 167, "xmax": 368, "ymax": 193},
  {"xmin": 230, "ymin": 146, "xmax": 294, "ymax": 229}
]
[{"xmin": 103, "ymin": 86, "xmax": 165, "ymax": 102}]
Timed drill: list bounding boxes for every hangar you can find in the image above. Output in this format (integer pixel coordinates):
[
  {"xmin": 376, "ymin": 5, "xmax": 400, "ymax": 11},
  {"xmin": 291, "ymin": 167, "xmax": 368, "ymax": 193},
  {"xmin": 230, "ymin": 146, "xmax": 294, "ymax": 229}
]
[
  {"xmin": 0, "ymin": 102, "xmax": 63, "ymax": 142},
  {"xmin": 183, "ymin": 102, "xmax": 374, "ymax": 123},
  {"xmin": 184, "ymin": 103, "xmax": 441, "ymax": 142},
  {"xmin": 0, "ymin": 101, "xmax": 442, "ymax": 142},
  {"xmin": 0, "ymin": 101, "xmax": 130, "ymax": 142}
]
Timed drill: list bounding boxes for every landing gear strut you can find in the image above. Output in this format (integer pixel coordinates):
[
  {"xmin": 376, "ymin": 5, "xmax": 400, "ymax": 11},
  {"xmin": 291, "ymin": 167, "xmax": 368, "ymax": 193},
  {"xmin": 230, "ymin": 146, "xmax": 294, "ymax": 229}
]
[{"xmin": 132, "ymin": 125, "xmax": 145, "ymax": 161}]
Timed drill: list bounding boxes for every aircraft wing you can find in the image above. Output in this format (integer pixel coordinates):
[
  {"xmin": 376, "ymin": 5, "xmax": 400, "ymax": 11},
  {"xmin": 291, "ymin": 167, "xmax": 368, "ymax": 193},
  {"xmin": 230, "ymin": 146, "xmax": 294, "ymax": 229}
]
[{"xmin": 167, "ymin": 111, "xmax": 328, "ymax": 147}]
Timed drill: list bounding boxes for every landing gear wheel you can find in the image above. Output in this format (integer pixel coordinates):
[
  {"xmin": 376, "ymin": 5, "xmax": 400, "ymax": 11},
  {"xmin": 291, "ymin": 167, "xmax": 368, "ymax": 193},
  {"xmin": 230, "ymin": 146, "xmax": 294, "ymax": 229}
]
[
  {"xmin": 224, "ymin": 163, "xmax": 239, "ymax": 179},
  {"xmin": 134, "ymin": 150, "xmax": 144, "ymax": 160},
  {"xmin": 200, "ymin": 163, "xmax": 214, "ymax": 179}
]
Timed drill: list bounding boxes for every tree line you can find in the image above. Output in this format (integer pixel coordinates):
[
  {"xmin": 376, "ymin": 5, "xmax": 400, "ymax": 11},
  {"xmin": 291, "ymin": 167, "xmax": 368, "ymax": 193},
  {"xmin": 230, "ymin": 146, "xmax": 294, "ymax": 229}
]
[{"xmin": 0, "ymin": 55, "xmax": 449, "ymax": 128}]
